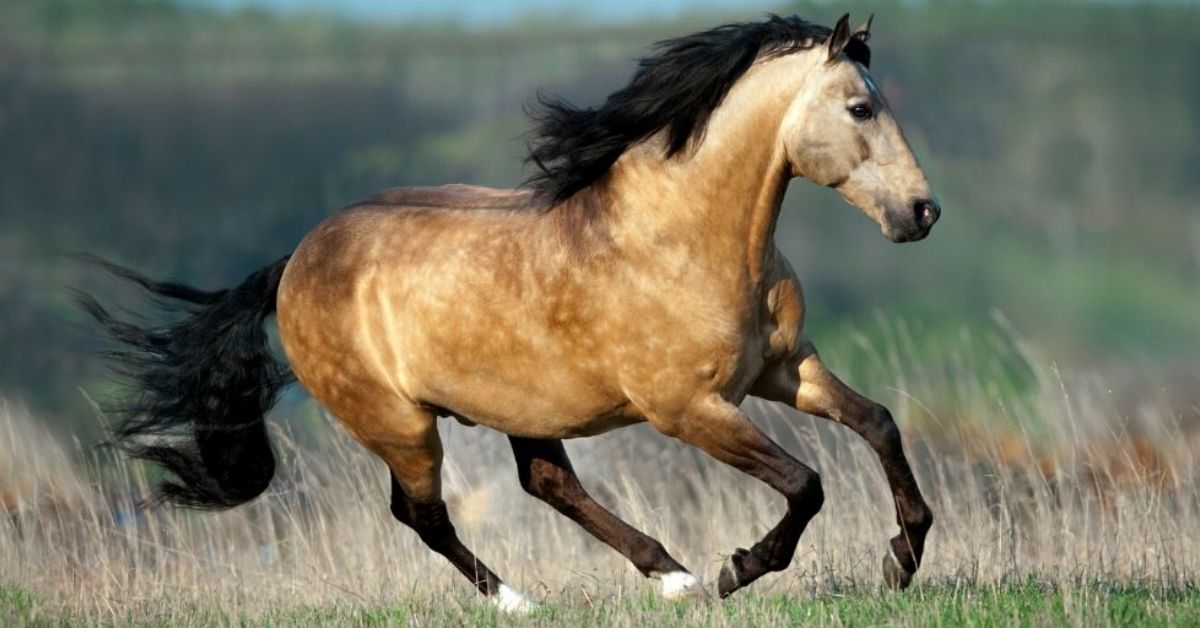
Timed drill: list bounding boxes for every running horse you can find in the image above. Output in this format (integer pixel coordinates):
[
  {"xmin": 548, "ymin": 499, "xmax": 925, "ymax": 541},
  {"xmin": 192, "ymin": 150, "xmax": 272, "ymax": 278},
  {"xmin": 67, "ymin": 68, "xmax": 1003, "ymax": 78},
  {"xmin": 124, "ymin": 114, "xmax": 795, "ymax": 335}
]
[{"xmin": 81, "ymin": 14, "xmax": 938, "ymax": 610}]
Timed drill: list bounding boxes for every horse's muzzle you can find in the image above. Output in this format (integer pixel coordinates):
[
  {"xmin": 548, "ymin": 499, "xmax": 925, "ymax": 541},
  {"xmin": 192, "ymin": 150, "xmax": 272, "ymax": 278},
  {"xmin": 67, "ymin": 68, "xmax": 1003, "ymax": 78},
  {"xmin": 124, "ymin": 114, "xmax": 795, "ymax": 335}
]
[
  {"xmin": 886, "ymin": 197, "xmax": 940, "ymax": 243},
  {"xmin": 913, "ymin": 198, "xmax": 940, "ymax": 230}
]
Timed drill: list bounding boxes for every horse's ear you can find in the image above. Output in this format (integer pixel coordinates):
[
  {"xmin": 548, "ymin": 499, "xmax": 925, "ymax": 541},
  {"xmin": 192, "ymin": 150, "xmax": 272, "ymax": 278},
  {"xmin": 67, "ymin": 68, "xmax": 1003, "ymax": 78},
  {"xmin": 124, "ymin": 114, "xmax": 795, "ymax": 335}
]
[
  {"xmin": 826, "ymin": 13, "xmax": 852, "ymax": 64},
  {"xmin": 852, "ymin": 14, "xmax": 873, "ymax": 44}
]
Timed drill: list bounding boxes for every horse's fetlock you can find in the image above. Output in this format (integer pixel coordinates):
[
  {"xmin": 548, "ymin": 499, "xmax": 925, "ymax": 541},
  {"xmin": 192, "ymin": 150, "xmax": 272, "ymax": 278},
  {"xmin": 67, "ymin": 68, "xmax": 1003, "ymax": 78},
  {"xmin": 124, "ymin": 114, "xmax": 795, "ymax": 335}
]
[
  {"xmin": 631, "ymin": 540, "xmax": 673, "ymax": 575},
  {"xmin": 906, "ymin": 505, "xmax": 933, "ymax": 533},
  {"xmin": 806, "ymin": 479, "xmax": 825, "ymax": 516},
  {"xmin": 761, "ymin": 547, "xmax": 793, "ymax": 572}
]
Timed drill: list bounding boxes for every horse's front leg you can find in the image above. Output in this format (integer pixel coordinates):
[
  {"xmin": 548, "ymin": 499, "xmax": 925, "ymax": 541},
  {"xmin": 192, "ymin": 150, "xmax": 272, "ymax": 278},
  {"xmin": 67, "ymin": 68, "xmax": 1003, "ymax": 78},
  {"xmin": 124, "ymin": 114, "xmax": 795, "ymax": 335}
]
[
  {"xmin": 647, "ymin": 396, "xmax": 824, "ymax": 598},
  {"xmin": 751, "ymin": 341, "xmax": 934, "ymax": 589}
]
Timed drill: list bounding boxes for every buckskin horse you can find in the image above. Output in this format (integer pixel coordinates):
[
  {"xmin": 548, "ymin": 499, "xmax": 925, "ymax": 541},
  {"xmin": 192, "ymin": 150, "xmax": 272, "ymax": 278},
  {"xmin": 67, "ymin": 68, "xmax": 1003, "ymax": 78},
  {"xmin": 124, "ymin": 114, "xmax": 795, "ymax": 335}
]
[{"xmin": 81, "ymin": 14, "xmax": 939, "ymax": 611}]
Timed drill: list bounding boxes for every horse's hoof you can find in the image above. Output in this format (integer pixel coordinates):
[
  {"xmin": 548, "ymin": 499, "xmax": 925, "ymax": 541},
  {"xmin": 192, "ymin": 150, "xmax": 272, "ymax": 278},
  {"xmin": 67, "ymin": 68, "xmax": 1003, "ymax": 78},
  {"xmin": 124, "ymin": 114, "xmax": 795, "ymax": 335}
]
[
  {"xmin": 661, "ymin": 571, "xmax": 709, "ymax": 602},
  {"xmin": 717, "ymin": 547, "xmax": 751, "ymax": 598},
  {"xmin": 881, "ymin": 550, "xmax": 914, "ymax": 590}
]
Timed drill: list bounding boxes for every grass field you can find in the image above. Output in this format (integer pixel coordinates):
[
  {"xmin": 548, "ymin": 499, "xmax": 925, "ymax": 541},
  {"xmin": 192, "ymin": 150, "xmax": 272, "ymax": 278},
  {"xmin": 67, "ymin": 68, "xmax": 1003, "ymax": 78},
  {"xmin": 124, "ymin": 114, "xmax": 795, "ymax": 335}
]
[
  {"xmin": 2, "ymin": 322, "xmax": 1197, "ymax": 625},
  {"xmin": 4, "ymin": 581, "xmax": 1199, "ymax": 626}
]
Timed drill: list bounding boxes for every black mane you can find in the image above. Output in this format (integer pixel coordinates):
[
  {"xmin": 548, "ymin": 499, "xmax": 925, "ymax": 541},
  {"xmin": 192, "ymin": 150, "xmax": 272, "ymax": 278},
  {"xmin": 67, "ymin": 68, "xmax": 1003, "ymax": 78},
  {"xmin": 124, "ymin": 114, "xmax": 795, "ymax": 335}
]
[{"xmin": 523, "ymin": 15, "xmax": 870, "ymax": 204}]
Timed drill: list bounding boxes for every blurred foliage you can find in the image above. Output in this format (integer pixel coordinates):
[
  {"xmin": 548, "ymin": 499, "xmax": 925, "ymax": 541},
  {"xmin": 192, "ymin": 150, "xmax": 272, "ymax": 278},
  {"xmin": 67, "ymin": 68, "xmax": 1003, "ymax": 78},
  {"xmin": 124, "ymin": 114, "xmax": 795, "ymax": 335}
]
[{"xmin": 0, "ymin": 0, "xmax": 1196, "ymax": 435}]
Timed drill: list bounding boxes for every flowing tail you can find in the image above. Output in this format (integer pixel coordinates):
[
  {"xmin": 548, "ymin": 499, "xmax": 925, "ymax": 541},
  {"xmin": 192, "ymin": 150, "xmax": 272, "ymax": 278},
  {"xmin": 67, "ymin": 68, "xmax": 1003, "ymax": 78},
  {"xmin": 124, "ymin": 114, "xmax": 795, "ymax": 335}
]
[{"xmin": 76, "ymin": 255, "xmax": 293, "ymax": 509}]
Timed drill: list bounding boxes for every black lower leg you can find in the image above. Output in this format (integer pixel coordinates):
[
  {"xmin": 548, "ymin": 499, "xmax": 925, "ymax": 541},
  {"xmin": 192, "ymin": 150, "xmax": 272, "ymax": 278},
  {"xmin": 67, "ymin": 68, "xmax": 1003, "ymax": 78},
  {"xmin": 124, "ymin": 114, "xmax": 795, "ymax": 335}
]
[
  {"xmin": 390, "ymin": 475, "xmax": 504, "ymax": 596},
  {"xmin": 510, "ymin": 437, "xmax": 686, "ymax": 578},
  {"xmin": 845, "ymin": 406, "xmax": 933, "ymax": 587},
  {"xmin": 757, "ymin": 349, "xmax": 935, "ymax": 590}
]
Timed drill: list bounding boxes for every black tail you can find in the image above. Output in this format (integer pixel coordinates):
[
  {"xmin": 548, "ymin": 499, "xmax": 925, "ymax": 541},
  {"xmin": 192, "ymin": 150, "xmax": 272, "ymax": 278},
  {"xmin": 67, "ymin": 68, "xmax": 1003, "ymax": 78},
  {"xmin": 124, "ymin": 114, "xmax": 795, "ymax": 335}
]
[{"xmin": 76, "ymin": 255, "xmax": 293, "ymax": 509}]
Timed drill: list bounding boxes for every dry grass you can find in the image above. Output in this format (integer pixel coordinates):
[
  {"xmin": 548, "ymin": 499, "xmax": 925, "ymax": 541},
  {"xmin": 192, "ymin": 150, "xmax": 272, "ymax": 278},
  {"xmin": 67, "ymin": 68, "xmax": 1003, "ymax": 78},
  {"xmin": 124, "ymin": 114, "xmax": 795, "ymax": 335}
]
[{"xmin": 1, "ymin": 322, "xmax": 1197, "ymax": 624}]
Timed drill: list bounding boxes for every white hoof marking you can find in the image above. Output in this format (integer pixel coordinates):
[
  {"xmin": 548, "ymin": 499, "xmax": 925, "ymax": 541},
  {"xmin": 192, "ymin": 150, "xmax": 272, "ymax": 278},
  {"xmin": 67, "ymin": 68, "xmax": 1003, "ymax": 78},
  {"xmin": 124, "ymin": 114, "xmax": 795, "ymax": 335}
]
[
  {"xmin": 661, "ymin": 571, "xmax": 708, "ymax": 601},
  {"xmin": 491, "ymin": 584, "xmax": 537, "ymax": 614}
]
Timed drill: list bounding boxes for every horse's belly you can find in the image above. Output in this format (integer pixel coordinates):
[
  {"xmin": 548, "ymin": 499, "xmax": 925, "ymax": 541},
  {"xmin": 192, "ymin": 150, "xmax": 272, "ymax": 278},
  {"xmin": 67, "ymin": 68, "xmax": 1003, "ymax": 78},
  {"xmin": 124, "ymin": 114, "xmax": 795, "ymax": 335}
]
[
  {"xmin": 446, "ymin": 398, "xmax": 644, "ymax": 439},
  {"xmin": 406, "ymin": 351, "xmax": 641, "ymax": 439}
]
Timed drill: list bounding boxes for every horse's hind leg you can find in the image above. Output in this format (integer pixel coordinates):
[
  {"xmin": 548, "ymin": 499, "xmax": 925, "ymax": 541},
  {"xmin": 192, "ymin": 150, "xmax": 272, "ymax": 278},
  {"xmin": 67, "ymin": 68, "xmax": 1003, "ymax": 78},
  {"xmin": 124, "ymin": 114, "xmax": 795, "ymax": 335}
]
[
  {"xmin": 752, "ymin": 343, "xmax": 933, "ymax": 590},
  {"xmin": 348, "ymin": 403, "xmax": 535, "ymax": 612},
  {"xmin": 509, "ymin": 437, "xmax": 707, "ymax": 600}
]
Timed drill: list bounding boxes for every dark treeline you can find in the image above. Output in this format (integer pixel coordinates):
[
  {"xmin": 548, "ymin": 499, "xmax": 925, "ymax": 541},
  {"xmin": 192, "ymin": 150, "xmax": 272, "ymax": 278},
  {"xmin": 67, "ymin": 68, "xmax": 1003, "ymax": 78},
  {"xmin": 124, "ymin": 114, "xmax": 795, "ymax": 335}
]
[{"xmin": 0, "ymin": 0, "xmax": 1197, "ymax": 433}]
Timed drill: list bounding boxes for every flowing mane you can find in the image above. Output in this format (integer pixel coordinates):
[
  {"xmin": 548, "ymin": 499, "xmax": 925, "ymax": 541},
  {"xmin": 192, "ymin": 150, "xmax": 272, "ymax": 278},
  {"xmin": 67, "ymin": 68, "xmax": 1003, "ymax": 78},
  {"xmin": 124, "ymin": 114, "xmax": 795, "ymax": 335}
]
[{"xmin": 523, "ymin": 14, "xmax": 871, "ymax": 204}]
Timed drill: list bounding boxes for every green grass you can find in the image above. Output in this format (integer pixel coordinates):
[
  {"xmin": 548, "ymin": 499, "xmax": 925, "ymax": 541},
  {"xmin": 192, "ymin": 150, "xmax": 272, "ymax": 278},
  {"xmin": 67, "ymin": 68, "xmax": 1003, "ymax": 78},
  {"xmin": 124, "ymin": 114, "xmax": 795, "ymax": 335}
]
[
  {"xmin": 0, "ymin": 586, "xmax": 37, "ymax": 626},
  {"xmin": 4, "ymin": 581, "xmax": 1198, "ymax": 627}
]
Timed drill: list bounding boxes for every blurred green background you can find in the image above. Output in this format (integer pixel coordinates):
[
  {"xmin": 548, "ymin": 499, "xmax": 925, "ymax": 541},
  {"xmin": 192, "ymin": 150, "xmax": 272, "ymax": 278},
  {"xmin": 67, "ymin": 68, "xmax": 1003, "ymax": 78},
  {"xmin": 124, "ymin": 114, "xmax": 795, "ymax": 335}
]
[{"xmin": 0, "ymin": 0, "xmax": 1196, "ymax": 437}]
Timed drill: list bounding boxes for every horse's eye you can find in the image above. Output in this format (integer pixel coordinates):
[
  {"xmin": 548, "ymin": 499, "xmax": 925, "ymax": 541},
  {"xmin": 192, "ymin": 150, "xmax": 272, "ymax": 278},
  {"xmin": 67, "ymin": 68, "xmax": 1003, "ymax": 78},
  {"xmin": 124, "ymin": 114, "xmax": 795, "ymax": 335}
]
[{"xmin": 849, "ymin": 103, "xmax": 874, "ymax": 120}]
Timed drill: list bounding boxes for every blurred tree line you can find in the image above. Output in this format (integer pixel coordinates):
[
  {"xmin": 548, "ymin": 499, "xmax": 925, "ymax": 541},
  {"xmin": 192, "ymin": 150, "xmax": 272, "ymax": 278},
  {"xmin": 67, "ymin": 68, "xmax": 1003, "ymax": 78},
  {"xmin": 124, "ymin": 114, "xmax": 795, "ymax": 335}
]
[{"xmin": 0, "ymin": 0, "xmax": 1196, "ymax": 435}]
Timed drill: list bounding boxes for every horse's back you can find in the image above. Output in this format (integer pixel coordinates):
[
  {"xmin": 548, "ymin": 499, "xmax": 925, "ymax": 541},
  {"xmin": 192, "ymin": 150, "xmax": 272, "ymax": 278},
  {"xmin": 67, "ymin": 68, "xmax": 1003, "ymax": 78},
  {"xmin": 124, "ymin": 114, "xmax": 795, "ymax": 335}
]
[
  {"xmin": 280, "ymin": 184, "xmax": 546, "ymax": 299},
  {"xmin": 355, "ymin": 184, "xmax": 540, "ymax": 212}
]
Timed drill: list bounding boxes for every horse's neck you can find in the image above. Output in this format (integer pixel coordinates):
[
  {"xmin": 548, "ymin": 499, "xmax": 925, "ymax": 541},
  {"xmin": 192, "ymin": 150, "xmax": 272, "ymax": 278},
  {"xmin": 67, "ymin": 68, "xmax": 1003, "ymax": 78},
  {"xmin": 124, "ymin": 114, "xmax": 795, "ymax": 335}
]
[{"xmin": 603, "ymin": 62, "xmax": 801, "ymax": 286}]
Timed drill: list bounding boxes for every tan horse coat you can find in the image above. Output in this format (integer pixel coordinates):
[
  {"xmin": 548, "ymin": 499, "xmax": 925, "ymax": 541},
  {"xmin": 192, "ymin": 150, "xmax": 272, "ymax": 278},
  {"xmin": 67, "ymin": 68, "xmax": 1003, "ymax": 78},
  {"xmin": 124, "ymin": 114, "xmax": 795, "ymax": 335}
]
[{"xmin": 270, "ymin": 15, "xmax": 938, "ymax": 605}]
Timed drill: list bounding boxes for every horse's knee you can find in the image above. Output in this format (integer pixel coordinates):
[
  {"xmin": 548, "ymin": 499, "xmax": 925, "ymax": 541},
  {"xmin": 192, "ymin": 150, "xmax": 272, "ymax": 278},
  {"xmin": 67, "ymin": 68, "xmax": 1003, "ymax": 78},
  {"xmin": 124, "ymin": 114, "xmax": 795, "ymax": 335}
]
[
  {"xmin": 785, "ymin": 468, "xmax": 824, "ymax": 518},
  {"xmin": 862, "ymin": 406, "xmax": 902, "ymax": 450},
  {"xmin": 396, "ymin": 499, "xmax": 458, "ymax": 549}
]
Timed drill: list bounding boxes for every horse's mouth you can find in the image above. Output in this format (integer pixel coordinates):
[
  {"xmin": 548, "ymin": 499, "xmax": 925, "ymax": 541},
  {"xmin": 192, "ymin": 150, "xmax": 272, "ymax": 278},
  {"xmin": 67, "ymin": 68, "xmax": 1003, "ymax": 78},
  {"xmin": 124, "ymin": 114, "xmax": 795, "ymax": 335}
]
[
  {"xmin": 887, "ymin": 225, "xmax": 932, "ymax": 243},
  {"xmin": 883, "ymin": 221, "xmax": 933, "ymax": 243}
]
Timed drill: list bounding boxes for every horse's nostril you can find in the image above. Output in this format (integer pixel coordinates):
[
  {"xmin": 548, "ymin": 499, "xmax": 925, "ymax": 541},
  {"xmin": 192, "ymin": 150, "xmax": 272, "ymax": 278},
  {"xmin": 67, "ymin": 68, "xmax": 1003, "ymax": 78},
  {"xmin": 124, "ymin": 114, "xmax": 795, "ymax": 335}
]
[{"xmin": 913, "ymin": 199, "xmax": 940, "ymax": 228}]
